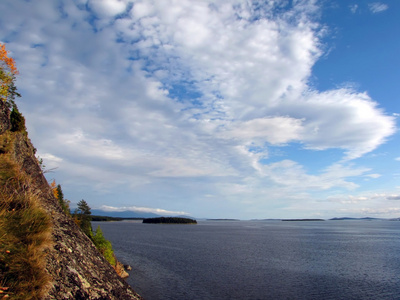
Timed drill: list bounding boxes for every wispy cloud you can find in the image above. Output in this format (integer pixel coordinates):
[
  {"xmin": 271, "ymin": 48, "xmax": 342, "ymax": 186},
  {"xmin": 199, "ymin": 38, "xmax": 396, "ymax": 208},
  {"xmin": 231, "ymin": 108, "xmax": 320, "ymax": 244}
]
[
  {"xmin": 364, "ymin": 174, "xmax": 381, "ymax": 179},
  {"xmin": 368, "ymin": 2, "xmax": 389, "ymax": 13},
  {"xmin": 349, "ymin": 4, "xmax": 358, "ymax": 14}
]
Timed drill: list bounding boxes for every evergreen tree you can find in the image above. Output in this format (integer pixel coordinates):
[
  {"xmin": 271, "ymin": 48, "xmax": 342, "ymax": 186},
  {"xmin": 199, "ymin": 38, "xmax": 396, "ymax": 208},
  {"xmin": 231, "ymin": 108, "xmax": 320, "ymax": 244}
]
[
  {"xmin": 56, "ymin": 184, "xmax": 70, "ymax": 215},
  {"xmin": 75, "ymin": 199, "xmax": 92, "ymax": 237},
  {"xmin": 56, "ymin": 184, "xmax": 64, "ymax": 202},
  {"xmin": 10, "ymin": 106, "xmax": 25, "ymax": 132}
]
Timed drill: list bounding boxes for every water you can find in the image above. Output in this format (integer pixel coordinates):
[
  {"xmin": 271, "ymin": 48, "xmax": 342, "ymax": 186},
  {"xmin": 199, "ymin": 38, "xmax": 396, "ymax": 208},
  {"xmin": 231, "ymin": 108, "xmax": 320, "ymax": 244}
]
[{"xmin": 92, "ymin": 220, "xmax": 400, "ymax": 299}]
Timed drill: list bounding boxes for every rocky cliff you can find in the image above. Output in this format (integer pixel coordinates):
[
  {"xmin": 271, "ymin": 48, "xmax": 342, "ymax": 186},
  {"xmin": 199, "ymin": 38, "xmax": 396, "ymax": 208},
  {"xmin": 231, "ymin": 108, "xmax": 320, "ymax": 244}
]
[{"xmin": 0, "ymin": 101, "xmax": 142, "ymax": 299}]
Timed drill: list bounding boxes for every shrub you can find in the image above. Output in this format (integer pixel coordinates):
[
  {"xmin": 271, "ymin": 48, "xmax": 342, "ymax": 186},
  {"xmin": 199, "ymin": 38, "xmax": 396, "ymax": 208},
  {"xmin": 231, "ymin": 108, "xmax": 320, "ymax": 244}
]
[{"xmin": 92, "ymin": 226, "xmax": 116, "ymax": 266}]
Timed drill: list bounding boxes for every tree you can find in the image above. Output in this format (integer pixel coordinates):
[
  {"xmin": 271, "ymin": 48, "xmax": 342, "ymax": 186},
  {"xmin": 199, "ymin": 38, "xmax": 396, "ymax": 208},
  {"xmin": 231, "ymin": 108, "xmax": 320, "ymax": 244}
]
[
  {"xmin": 73, "ymin": 201, "xmax": 118, "ymax": 269},
  {"xmin": 75, "ymin": 199, "xmax": 92, "ymax": 237},
  {"xmin": 10, "ymin": 105, "xmax": 25, "ymax": 132},
  {"xmin": 56, "ymin": 184, "xmax": 64, "ymax": 202},
  {"xmin": 50, "ymin": 180, "xmax": 70, "ymax": 215},
  {"xmin": 0, "ymin": 43, "xmax": 20, "ymax": 107},
  {"xmin": 50, "ymin": 180, "xmax": 58, "ymax": 197}
]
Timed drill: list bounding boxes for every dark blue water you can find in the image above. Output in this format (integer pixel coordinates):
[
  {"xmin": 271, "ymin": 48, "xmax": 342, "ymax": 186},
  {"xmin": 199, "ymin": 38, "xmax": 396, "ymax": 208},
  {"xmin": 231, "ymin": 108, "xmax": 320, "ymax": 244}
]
[{"xmin": 92, "ymin": 220, "xmax": 400, "ymax": 299}]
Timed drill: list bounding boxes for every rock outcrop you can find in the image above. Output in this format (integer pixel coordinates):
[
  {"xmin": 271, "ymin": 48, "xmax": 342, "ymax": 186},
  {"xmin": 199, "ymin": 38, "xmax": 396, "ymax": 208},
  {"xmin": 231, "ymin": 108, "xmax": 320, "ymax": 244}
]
[{"xmin": 0, "ymin": 101, "xmax": 142, "ymax": 299}]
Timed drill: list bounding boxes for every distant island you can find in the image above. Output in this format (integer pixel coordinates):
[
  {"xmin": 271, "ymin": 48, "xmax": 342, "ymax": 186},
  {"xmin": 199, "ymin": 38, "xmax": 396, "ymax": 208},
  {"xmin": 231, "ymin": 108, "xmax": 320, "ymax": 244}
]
[
  {"xmin": 91, "ymin": 215, "xmax": 145, "ymax": 221},
  {"xmin": 207, "ymin": 219, "xmax": 240, "ymax": 221},
  {"xmin": 143, "ymin": 217, "xmax": 197, "ymax": 224},
  {"xmin": 282, "ymin": 219, "xmax": 325, "ymax": 221},
  {"xmin": 330, "ymin": 217, "xmax": 382, "ymax": 221}
]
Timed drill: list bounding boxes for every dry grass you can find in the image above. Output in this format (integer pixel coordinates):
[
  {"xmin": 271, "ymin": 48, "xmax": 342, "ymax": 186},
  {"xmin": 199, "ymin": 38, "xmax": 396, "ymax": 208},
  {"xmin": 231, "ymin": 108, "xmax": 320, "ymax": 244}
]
[
  {"xmin": 113, "ymin": 259, "xmax": 127, "ymax": 278},
  {"xmin": 0, "ymin": 133, "xmax": 52, "ymax": 299}
]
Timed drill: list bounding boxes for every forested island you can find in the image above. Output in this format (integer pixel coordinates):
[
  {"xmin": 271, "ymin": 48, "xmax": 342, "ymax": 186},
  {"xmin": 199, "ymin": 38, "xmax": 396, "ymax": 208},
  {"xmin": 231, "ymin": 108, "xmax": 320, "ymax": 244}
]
[
  {"xmin": 91, "ymin": 215, "xmax": 145, "ymax": 221},
  {"xmin": 207, "ymin": 218, "xmax": 240, "ymax": 221},
  {"xmin": 143, "ymin": 217, "xmax": 197, "ymax": 224}
]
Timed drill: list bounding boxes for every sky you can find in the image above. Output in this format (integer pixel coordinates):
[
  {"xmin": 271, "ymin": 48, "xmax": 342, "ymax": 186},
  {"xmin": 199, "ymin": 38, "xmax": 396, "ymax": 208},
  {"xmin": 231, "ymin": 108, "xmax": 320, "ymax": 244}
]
[{"xmin": 0, "ymin": 0, "xmax": 399, "ymax": 219}]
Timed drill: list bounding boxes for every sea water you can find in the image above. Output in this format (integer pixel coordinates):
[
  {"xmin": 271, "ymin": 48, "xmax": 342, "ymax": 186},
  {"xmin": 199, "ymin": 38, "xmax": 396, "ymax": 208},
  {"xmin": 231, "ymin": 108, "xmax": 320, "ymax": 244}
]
[{"xmin": 92, "ymin": 220, "xmax": 400, "ymax": 299}]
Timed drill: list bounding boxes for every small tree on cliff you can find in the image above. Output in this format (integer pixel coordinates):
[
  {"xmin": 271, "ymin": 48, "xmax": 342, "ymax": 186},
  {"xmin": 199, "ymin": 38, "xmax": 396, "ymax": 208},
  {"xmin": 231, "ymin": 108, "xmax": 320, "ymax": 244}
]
[
  {"xmin": 0, "ymin": 43, "xmax": 20, "ymax": 107},
  {"xmin": 51, "ymin": 180, "xmax": 71, "ymax": 215},
  {"xmin": 75, "ymin": 199, "xmax": 92, "ymax": 237},
  {"xmin": 0, "ymin": 43, "xmax": 24, "ymax": 132},
  {"xmin": 57, "ymin": 184, "xmax": 71, "ymax": 215},
  {"xmin": 10, "ymin": 105, "xmax": 25, "ymax": 132},
  {"xmin": 73, "ymin": 201, "xmax": 117, "ymax": 267}
]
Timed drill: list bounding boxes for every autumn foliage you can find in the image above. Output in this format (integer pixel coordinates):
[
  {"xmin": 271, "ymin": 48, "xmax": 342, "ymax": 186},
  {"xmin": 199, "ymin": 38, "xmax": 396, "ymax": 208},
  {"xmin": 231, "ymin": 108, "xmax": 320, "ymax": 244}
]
[
  {"xmin": 50, "ymin": 179, "xmax": 59, "ymax": 199},
  {"xmin": 51, "ymin": 179, "xmax": 71, "ymax": 215},
  {"xmin": 0, "ymin": 44, "xmax": 18, "ymax": 74},
  {"xmin": 0, "ymin": 43, "xmax": 20, "ymax": 105}
]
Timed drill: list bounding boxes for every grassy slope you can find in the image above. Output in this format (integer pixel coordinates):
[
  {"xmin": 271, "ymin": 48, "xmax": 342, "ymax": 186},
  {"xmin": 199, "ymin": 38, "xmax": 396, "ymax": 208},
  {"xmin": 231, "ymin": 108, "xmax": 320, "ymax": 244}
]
[{"xmin": 0, "ymin": 130, "xmax": 52, "ymax": 299}]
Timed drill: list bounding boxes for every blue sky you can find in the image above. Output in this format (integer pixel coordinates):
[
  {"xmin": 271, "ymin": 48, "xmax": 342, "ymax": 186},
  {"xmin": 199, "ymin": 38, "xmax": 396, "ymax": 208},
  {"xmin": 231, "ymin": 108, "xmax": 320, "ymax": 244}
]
[{"xmin": 0, "ymin": 0, "xmax": 399, "ymax": 219}]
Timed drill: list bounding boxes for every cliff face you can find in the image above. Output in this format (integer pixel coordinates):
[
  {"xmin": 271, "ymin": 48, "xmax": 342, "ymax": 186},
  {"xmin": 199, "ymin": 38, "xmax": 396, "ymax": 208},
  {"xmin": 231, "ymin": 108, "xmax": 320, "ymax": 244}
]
[{"xmin": 0, "ymin": 101, "xmax": 142, "ymax": 299}]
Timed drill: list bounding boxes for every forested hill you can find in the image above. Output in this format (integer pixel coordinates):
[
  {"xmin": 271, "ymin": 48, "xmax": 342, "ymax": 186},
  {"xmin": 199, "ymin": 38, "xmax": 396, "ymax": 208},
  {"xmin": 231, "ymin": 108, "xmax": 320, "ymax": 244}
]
[{"xmin": 0, "ymin": 100, "xmax": 142, "ymax": 299}]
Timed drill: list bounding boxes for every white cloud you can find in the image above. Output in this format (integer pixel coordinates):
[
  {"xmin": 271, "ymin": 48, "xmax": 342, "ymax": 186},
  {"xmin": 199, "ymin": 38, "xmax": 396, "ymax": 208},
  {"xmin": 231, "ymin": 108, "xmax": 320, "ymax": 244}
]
[
  {"xmin": 368, "ymin": 2, "xmax": 389, "ymax": 13},
  {"xmin": 294, "ymin": 89, "xmax": 396, "ymax": 159},
  {"xmin": 349, "ymin": 4, "xmax": 358, "ymax": 14},
  {"xmin": 40, "ymin": 153, "xmax": 63, "ymax": 163},
  {"xmin": 60, "ymin": 130, "xmax": 126, "ymax": 160},
  {"xmin": 109, "ymin": 0, "xmax": 394, "ymax": 161},
  {"xmin": 327, "ymin": 195, "xmax": 368, "ymax": 204},
  {"xmin": 88, "ymin": 0, "xmax": 128, "ymax": 18},
  {"xmin": 364, "ymin": 173, "xmax": 381, "ymax": 179},
  {"xmin": 120, "ymin": 1, "xmax": 322, "ymax": 113},
  {"xmin": 38, "ymin": 153, "xmax": 63, "ymax": 171},
  {"xmin": 99, "ymin": 205, "xmax": 188, "ymax": 216},
  {"xmin": 261, "ymin": 160, "xmax": 369, "ymax": 191},
  {"xmin": 395, "ymin": 157, "xmax": 400, "ymax": 161},
  {"xmin": 222, "ymin": 117, "xmax": 304, "ymax": 145}
]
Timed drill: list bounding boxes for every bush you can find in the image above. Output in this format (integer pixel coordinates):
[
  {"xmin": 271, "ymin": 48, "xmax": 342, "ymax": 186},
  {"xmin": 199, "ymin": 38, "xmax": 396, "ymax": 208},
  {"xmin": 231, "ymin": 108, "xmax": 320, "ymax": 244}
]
[{"xmin": 92, "ymin": 226, "xmax": 115, "ymax": 266}]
